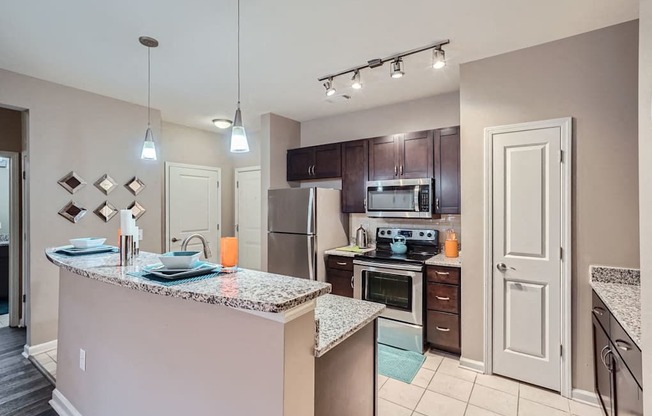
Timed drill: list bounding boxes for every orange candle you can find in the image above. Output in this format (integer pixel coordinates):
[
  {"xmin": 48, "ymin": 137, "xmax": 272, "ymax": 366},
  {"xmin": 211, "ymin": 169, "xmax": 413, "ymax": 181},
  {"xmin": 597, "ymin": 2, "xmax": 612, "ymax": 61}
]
[
  {"xmin": 221, "ymin": 237, "xmax": 238, "ymax": 267},
  {"xmin": 445, "ymin": 239, "xmax": 459, "ymax": 258}
]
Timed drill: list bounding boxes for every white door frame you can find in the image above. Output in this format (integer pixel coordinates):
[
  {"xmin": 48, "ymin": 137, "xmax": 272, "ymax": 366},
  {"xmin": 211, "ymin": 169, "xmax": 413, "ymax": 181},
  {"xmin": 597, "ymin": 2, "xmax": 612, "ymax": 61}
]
[
  {"xmin": 234, "ymin": 165, "xmax": 261, "ymax": 235},
  {"xmin": 0, "ymin": 151, "xmax": 21, "ymax": 327},
  {"xmin": 164, "ymin": 162, "xmax": 222, "ymax": 253},
  {"xmin": 483, "ymin": 117, "xmax": 572, "ymax": 397}
]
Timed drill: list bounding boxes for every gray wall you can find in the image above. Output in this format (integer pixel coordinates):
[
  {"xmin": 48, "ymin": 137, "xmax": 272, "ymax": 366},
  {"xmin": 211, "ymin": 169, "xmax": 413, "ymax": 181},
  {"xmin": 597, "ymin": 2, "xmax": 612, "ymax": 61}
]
[
  {"xmin": 0, "ymin": 68, "xmax": 163, "ymax": 345},
  {"xmin": 639, "ymin": 0, "xmax": 652, "ymax": 412},
  {"xmin": 459, "ymin": 21, "xmax": 640, "ymax": 391}
]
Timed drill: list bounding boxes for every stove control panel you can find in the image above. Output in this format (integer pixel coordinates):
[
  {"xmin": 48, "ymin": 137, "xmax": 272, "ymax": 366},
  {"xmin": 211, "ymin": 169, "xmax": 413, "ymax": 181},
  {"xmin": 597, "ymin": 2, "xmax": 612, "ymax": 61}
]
[{"xmin": 377, "ymin": 228, "xmax": 438, "ymax": 242}]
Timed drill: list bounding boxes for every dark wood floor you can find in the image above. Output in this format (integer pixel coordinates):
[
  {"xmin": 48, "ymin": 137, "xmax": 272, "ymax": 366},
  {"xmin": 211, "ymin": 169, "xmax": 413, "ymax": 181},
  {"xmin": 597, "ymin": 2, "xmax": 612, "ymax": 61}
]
[{"xmin": 0, "ymin": 326, "xmax": 57, "ymax": 416}]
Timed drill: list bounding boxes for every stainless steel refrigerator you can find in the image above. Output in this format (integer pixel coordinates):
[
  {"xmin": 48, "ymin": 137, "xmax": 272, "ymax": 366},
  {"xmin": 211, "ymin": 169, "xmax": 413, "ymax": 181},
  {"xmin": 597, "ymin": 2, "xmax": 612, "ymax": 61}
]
[{"xmin": 268, "ymin": 188, "xmax": 348, "ymax": 281}]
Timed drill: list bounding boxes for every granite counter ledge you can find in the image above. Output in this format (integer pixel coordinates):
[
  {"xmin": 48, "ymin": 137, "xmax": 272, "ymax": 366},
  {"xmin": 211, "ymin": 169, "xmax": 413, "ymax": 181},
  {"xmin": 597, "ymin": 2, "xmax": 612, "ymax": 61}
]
[{"xmin": 425, "ymin": 252, "xmax": 462, "ymax": 268}]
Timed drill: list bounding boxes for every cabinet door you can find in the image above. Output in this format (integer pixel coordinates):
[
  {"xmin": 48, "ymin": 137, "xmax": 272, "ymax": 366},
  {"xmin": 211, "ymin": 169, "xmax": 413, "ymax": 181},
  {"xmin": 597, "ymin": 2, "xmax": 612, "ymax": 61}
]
[
  {"xmin": 613, "ymin": 346, "xmax": 643, "ymax": 416},
  {"xmin": 341, "ymin": 140, "xmax": 368, "ymax": 213},
  {"xmin": 313, "ymin": 143, "xmax": 342, "ymax": 179},
  {"xmin": 326, "ymin": 268, "xmax": 354, "ymax": 298},
  {"xmin": 287, "ymin": 148, "xmax": 314, "ymax": 181},
  {"xmin": 434, "ymin": 127, "xmax": 461, "ymax": 214},
  {"xmin": 369, "ymin": 135, "xmax": 399, "ymax": 181},
  {"xmin": 399, "ymin": 130, "xmax": 433, "ymax": 179},
  {"xmin": 593, "ymin": 319, "xmax": 614, "ymax": 416}
]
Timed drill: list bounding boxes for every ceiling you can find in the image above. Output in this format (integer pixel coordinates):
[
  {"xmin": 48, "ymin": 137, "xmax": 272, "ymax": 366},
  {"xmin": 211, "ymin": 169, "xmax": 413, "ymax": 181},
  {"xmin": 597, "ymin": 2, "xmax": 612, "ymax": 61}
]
[{"xmin": 0, "ymin": 1, "xmax": 638, "ymax": 131}]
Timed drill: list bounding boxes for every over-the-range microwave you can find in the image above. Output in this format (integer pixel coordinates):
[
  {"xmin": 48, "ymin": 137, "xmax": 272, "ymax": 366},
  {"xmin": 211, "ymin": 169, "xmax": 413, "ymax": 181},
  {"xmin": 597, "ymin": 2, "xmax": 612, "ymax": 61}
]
[{"xmin": 365, "ymin": 178, "xmax": 434, "ymax": 218}]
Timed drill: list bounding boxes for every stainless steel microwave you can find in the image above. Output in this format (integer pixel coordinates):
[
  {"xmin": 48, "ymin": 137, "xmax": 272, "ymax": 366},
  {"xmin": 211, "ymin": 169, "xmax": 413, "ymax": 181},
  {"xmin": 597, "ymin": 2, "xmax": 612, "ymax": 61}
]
[{"xmin": 365, "ymin": 178, "xmax": 434, "ymax": 218}]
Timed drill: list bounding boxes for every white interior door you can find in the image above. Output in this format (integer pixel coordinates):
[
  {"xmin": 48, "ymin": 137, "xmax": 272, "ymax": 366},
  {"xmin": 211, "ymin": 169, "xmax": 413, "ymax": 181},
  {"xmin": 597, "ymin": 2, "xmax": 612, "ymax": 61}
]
[
  {"xmin": 235, "ymin": 167, "xmax": 261, "ymax": 270},
  {"xmin": 491, "ymin": 123, "xmax": 563, "ymax": 391},
  {"xmin": 166, "ymin": 163, "xmax": 221, "ymax": 263}
]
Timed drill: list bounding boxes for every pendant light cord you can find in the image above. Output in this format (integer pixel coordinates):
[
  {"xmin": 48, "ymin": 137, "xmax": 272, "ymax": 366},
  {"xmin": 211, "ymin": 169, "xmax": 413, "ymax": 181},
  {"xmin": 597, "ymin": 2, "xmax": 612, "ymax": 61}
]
[
  {"xmin": 147, "ymin": 46, "xmax": 151, "ymax": 127},
  {"xmin": 237, "ymin": 0, "xmax": 241, "ymax": 107}
]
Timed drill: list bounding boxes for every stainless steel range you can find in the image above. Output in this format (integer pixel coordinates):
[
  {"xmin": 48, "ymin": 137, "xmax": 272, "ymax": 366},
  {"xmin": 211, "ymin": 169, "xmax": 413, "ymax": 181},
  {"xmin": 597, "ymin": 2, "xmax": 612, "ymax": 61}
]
[{"xmin": 353, "ymin": 227, "xmax": 439, "ymax": 353}]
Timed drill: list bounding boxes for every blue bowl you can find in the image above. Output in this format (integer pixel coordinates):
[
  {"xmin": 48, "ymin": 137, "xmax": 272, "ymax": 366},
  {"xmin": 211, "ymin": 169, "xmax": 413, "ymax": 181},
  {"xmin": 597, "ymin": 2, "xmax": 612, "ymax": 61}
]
[{"xmin": 158, "ymin": 251, "xmax": 201, "ymax": 269}]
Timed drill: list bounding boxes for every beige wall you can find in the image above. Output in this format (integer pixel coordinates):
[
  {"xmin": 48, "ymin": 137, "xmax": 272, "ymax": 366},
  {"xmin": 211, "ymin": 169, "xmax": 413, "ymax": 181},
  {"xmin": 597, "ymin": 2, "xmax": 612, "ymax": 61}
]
[
  {"xmin": 0, "ymin": 68, "xmax": 164, "ymax": 346},
  {"xmin": 459, "ymin": 21, "xmax": 640, "ymax": 391},
  {"xmin": 639, "ymin": 0, "xmax": 652, "ymax": 412},
  {"xmin": 160, "ymin": 122, "xmax": 260, "ymax": 238}
]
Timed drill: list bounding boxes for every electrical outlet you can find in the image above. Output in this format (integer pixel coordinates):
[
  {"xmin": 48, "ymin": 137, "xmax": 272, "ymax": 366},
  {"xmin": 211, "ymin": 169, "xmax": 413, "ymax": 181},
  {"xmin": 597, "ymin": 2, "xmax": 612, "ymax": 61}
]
[{"xmin": 79, "ymin": 348, "xmax": 86, "ymax": 371}]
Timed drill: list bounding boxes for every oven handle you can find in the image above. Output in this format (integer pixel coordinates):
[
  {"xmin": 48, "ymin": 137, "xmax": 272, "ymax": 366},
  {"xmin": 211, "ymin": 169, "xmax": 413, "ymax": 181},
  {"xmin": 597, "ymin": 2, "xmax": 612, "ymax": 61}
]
[{"xmin": 353, "ymin": 259, "xmax": 423, "ymax": 272}]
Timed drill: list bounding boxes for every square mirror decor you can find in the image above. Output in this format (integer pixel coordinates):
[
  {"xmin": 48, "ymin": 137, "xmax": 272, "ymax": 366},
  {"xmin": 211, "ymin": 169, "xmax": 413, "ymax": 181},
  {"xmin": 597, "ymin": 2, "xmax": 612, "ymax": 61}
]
[
  {"xmin": 58, "ymin": 201, "xmax": 87, "ymax": 223},
  {"xmin": 128, "ymin": 201, "xmax": 146, "ymax": 220},
  {"xmin": 125, "ymin": 177, "xmax": 146, "ymax": 195},
  {"xmin": 94, "ymin": 174, "xmax": 118, "ymax": 195},
  {"xmin": 58, "ymin": 171, "xmax": 87, "ymax": 194},
  {"xmin": 94, "ymin": 201, "xmax": 118, "ymax": 222}
]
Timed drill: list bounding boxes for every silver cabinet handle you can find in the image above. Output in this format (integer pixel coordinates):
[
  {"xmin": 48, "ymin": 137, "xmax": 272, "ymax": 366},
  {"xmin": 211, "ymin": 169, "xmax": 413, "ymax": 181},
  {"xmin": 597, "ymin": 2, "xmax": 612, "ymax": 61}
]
[
  {"xmin": 171, "ymin": 237, "xmax": 180, "ymax": 242},
  {"xmin": 350, "ymin": 276, "xmax": 354, "ymax": 289},
  {"xmin": 336, "ymin": 262, "xmax": 348, "ymax": 266},
  {"xmin": 592, "ymin": 307, "xmax": 605, "ymax": 316},
  {"xmin": 435, "ymin": 271, "xmax": 450, "ymax": 276},
  {"xmin": 400, "ymin": 165, "xmax": 403, "ymax": 175},
  {"xmin": 496, "ymin": 263, "xmax": 516, "ymax": 272},
  {"xmin": 312, "ymin": 165, "xmax": 316, "ymax": 176},
  {"xmin": 436, "ymin": 198, "xmax": 440, "ymax": 211},
  {"xmin": 615, "ymin": 339, "xmax": 632, "ymax": 352},
  {"xmin": 394, "ymin": 165, "xmax": 398, "ymax": 176},
  {"xmin": 435, "ymin": 296, "xmax": 450, "ymax": 301},
  {"xmin": 307, "ymin": 166, "xmax": 311, "ymax": 175},
  {"xmin": 435, "ymin": 326, "xmax": 450, "ymax": 332}
]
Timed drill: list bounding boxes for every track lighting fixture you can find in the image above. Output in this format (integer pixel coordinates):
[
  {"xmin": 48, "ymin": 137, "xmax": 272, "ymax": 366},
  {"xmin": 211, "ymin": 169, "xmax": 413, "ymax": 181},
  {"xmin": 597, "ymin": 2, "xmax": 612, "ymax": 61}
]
[
  {"xmin": 324, "ymin": 78, "xmax": 336, "ymax": 96},
  {"xmin": 432, "ymin": 47, "xmax": 446, "ymax": 69},
  {"xmin": 390, "ymin": 58, "xmax": 404, "ymax": 79},
  {"xmin": 351, "ymin": 70, "xmax": 362, "ymax": 89},
  {"xmin": 229, "ymin": 0, "xmax": 250, "ymax": 153},
  {"xmin": 212, "ymin": 119, "xmax": 233, "ymax": 129}
]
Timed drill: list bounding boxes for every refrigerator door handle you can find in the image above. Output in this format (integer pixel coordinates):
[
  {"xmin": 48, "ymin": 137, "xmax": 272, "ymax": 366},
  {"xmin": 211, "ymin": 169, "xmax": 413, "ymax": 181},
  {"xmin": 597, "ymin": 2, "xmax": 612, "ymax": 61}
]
[{"xmin": 307, "ymin": 235, "xmax": 316, "ymax": 280}]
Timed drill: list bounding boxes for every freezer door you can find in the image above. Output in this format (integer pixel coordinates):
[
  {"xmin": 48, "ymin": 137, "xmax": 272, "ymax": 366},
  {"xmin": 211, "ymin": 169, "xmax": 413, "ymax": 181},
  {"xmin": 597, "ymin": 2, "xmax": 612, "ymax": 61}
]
[
  {"xmin": 268, "ymin": 233, "xmax": 316, "ymax": 280},
  {"xmin": 268, "ymin": 188, "xmax": 315, "ymax": 234}
]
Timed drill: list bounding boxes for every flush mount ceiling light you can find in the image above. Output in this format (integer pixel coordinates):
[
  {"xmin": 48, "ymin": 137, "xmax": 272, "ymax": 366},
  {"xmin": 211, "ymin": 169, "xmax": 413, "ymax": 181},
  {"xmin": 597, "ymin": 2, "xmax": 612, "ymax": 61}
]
[
  {"xmin": 229, "ymin": 0, "xmax": 250, "ymax": 153},
  {"xmin": 317, "ymin": 39, "xmax": 449, "ymax": 96},
  {"xmin": 390, "ymin": 58, "xmax": 404, "ymax": 79},
  {"xmin": 212, "ymin": 119, "xmax": 233, "ymax": 129},
  {"xmin": 139, "ymin": 36, "xmax": 159, "ymax": 161},
  {"xmin": 432, "ymin": 46, "xmax": 446, "ymax": 69}
]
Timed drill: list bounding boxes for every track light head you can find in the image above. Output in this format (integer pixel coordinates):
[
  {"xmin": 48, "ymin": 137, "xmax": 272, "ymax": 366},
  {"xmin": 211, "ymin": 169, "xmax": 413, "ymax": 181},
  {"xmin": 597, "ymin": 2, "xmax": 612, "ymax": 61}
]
[
  {"xmin": 351, "ymin": 71, "xmax": 362, "ymax": 90},
  {"xmin": 324, "ymin": 78, "xmax": 336, "ymax": 96},
  {"xmin": 432, "ymin": 47, "xmax": 446, "ymax": 69},
  {"xmin": 390, "ymin": 58, "xmax": 404, "ymax": 79}
]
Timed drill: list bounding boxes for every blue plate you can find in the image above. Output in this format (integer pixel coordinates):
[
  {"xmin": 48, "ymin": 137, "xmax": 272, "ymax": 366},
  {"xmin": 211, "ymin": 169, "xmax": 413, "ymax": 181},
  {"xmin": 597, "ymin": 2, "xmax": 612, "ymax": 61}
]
[
  {"xmin": 56, "ymin": 245, "xmax": 118, "ymax": 256},
  {"xmin": 143, "ymin": 262, "xmax": 222, "ymax": 280}
]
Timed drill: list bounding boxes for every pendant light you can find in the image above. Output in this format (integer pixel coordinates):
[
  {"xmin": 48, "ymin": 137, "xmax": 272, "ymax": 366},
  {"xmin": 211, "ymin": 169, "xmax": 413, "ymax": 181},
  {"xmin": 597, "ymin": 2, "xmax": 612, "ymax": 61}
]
[
  {"xmin": 230, "ymin": 0, "xmax": 250, "ymax": 153},
  {"xmin": 139, "ymin": 36, "xmax": 159, "ymax": 160}
]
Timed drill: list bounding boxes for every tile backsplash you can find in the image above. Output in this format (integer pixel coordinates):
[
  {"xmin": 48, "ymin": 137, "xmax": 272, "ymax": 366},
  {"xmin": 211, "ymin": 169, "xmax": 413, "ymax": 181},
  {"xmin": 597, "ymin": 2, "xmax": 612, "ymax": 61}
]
[{"xmin": 349, "ymin": 213, "xmax": 461, "ymax": 249}]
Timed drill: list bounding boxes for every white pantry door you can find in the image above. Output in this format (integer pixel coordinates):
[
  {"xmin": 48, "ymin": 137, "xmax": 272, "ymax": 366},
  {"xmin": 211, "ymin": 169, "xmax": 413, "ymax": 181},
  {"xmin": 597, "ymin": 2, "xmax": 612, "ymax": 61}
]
[
  {"xmin": 235, "ymin": 167, "xmax": 262, "ymax": 270},
  {"xmin": 166, "ymin": 163, "xmax": 221, "ymax": 263},
  {"xmin": 492, "ymin": 123, "xmax": 563, "ymax": 391}
]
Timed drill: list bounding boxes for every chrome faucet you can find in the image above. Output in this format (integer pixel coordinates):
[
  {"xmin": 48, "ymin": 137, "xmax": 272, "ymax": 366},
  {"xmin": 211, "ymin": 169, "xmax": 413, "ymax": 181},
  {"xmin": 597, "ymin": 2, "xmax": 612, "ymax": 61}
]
[{"xmin": 180, "ymin": 233, "xmax": 212, "ymax": 259}]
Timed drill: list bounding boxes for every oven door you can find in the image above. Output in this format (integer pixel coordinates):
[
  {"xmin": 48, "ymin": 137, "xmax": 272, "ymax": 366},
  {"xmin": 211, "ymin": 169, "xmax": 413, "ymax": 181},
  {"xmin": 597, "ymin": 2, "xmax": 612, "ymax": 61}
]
[{"xmin": 353, "ymin": 260, "xmax": 423, "ymax": 326}]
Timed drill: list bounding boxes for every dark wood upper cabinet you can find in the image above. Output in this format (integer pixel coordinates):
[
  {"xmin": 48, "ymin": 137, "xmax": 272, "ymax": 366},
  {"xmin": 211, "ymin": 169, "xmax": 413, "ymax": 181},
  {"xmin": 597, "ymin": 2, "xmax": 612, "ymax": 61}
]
[
  {"xmin": 434, "ymin": 127, "xmax": 461, "ymax": 214},
  {"xmin": 341, "ymin": 140, "xmax": 368, "ymax": 213},
  {"xmin": 369, "ymin": 135, "xmax": 399, "ymax": 181},
  {"xmin": 400, "ymin": 130, "xmax": 434, "ymax": 179},
  {"xmin": 287, "ymin": 143, "xmax": 341, "ymax": 181}
]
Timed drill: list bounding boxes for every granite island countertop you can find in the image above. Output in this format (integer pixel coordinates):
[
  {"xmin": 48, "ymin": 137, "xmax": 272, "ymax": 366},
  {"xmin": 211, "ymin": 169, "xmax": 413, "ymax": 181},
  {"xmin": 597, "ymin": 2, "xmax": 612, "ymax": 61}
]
[
  {"xmin": 324, "ymin": 247, "xmax": 375, "ymax": 258},
  {"xmin": 46, "ymin": 249, "xmax": 330, "ymax": 313},
  {"xmin": 314, "ymin": 294, "xmax": 385, "ymax": 357},
  {"xmin": 590, "ymin": 265, "xmax": 641, "ymax": 349}
]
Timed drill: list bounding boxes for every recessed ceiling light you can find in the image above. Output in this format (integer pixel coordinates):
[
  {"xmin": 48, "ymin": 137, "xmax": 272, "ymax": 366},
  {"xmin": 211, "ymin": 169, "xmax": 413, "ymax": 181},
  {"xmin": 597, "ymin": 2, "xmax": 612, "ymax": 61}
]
[
  {"xmin": 432, "ymin": 47, "xmax": 446, "ymax": 69},
  {"xmin": 351, "ymin": 70, "xmax": 362, "ymax": 90},
  {"xmin": 324, "ymin": 78, "xmax": 336, "ymax": 96},
  {"xmin": 390, "ymin": 58, "xmax": 404, "ymax": 79},
  {"xmin": 212, "ymin": 119, "xmax": 233, "ymax": 129}
]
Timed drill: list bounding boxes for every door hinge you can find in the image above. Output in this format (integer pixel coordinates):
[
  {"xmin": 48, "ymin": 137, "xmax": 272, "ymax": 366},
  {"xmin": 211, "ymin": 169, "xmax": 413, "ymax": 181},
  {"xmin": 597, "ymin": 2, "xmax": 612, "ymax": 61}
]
[
  {"xmin": 22, "ymin": 171, "xmax": 26, "ymax": 180},
  {"xmin": 236, "ymin": 224, "xmax": 239, "ymax": 232},
  {"xmin": 217, "ymin": 224, "xmax": 220, "ymax": 231},
  {"xmin": 560, "ymin": 345, "xmax": 563, "ymax": 357},
  {"xmin": 560, "ymin": 247, "xmax": 563, "ymax": 260},
  {"xmin": 560, "ymin": 150, "xmax": 564, "ymax": 163},
  {"xmin": 236, "ymin": 181, "xmax": 239, "ymax": 188},
  {"xmin": 22, "ymin": 294, "xmax": 26, "ymax": 303},
  {"xmin": 216, "ymin": 181, "xmax": 220, "ymax": 189}
]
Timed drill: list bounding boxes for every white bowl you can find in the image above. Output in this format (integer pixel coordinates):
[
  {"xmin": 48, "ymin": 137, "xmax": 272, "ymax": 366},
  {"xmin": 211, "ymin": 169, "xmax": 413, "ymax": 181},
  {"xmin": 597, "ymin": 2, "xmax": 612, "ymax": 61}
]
[
  {"xmin": 70, "ymin": 238, "xmax": 107, "ymax": 249},
  {"xmin": 158, "ymin": 251, "xmax": 201, "ymax": 269}
]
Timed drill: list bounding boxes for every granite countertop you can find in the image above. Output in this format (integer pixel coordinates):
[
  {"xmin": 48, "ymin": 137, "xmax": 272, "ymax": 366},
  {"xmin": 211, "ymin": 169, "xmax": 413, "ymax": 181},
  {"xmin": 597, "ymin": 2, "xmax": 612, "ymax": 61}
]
[
  {"xmin": 425, "ymin": 252, "xmax": 462, "ymax": 268},
  {"xmin": 314, "ymin": 294, "xmax": 385, "ymax": 357},
  {"xmin": 46, "ymin": 249, "xmax": 331, "ymax": 313},
  {"xmin": 590, "ymin": 266, "xmax": 641, "ymax": 348},
  {"xmin": 324, "ymin": 246, "xmax": 375, "ymax": 258}
]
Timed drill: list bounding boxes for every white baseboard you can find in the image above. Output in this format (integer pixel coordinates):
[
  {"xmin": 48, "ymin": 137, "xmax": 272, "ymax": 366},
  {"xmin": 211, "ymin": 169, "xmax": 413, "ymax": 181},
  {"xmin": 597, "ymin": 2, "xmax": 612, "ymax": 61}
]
[
  {"xmin": 50, "ymin": 389, "xmax": 83, "ymax": 416},
  {"xmin": 23, "ymin": 339, "xmax": 58, "ymax": 358},
  {"xmin": 571, "ymin": 388, "xmax": 599, "ymax": 406},
  {"xmin": 459, "ymin": 357, "xmax": 485, "ymax": 373}
]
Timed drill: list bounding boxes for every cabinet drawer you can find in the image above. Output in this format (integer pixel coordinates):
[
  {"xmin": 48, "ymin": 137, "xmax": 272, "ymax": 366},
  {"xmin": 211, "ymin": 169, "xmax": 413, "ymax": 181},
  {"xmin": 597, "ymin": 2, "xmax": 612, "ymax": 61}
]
[
  {"xmin": 592, "ymin": 291, "xmax": 610, "ymax": 335},
  {"xmin": 426, "ymin": 283, "xmax": 459, "ymax": 314},
  {"xmin": 327, "ymin": 256, "xmax": 353, "ymax": 272},
  {"xmin": 326, "ymin": 268, "xmax": 354, "ymax": 298},
  {"xmin": 610, "ymin": 315, "xmax": 642, "ymax": 388},
  {"xmin": 426, "ymin": 311, "xmax": 460, "ymax": 354},
  {"xmin": 426, "ymin": 266, "xmax": 460, "ymax": 285}
]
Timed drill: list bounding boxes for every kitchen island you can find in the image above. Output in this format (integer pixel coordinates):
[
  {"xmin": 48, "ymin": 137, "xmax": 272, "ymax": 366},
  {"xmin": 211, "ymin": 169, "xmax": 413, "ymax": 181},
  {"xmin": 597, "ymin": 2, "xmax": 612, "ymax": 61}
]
[{"xmin": 46, "ymin": 249, "xmax": 384, "ymax": 416}]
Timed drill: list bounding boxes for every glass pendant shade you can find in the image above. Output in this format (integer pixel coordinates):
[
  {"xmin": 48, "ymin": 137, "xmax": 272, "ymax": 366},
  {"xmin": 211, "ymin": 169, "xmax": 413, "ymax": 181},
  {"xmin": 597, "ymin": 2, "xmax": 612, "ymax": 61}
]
[
  {"xmin": 140, "ymin": 127, "xmax": 157, "ymax": 160},
  {"xmin": 230, "ymin": 107, "xmax": 250, "ymax": 153}
]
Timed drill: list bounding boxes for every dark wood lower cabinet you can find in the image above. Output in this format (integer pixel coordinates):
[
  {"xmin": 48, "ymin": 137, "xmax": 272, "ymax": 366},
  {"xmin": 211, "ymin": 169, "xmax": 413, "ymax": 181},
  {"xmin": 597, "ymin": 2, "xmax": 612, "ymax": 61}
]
[
  {"xmin": 326, "ymin": 255, "xmax": 354, "ymax": 298},
  {"xmin": 426, "ymin": 311, "xmax": 460, "ymax": 354},
  {"xmin": 426, "ymin": 265, "xmax": 461, "ymax": 354}
]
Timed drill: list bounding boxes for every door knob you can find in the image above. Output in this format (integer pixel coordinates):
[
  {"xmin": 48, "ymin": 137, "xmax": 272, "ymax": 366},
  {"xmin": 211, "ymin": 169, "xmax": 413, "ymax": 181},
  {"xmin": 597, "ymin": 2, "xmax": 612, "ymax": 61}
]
[
  {"xmin": 171, "ymin": 237, "xmax": 180, "ymax": 243},
  {"xmin": 496, "ymin": 263, "xmax": 516, "ymax": 272}
]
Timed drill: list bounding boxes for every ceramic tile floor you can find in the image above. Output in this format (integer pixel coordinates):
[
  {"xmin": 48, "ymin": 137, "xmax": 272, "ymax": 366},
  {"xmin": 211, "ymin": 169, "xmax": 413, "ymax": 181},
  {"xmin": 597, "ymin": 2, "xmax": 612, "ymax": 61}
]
[
  {"xmin": 33, "ymin": 348, "xmax": 57, "ymax": 380},
  {"xmin": 378, "ymin": 350, "xmax": 602, "ymax": 416},
  {"xmin": 0, "ymin": 314, "xmax": 8, "ymax": 328}
]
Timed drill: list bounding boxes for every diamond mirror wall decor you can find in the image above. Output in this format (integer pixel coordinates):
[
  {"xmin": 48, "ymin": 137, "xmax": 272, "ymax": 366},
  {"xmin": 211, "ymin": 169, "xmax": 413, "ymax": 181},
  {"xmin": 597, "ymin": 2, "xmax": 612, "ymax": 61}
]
[
  {"xmin": 58, "ymin": 171, "xmax": 86, "ymax": 194},
  {"xmin": 94, "ymin": 201, "xmax": 118, "ymax": 222},
  {"xmin": 58, "ymin": 201, "xmax": 87, "ymax": 223},
  {"xmin": 94, "ymin": 174, "xmax": 118, "ymax": 195},
  {"xmin": 128, "ymin": 201, "xmax": 146, "ymax": 220},
  {"xmin": 125, "ymin": 177, "xmax": 146, "ymax": 195}
]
